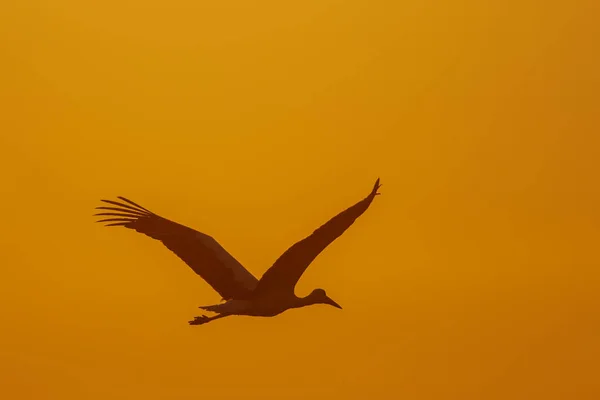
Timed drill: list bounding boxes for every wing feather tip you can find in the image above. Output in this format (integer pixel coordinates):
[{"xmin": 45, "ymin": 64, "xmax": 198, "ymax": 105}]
[
  {"xmin": 95, "ymin": 203, "xmax": 149, "ymax": 216},
  {"xmin": 116, "ymin": 196, "xmax": 153, "ymax": 214},
  {"xmin": 103, "ymin": 222, "xmax": 130, "ymax": 227}
]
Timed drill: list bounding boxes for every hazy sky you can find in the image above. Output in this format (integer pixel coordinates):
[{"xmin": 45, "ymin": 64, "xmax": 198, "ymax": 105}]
[{"xmin": 1, "ymin": 1, "xmax": 599, "ymax": 399}]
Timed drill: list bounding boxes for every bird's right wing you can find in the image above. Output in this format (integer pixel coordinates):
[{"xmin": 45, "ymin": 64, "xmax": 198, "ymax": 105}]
[
  {"xmin": 94, "ymin": 197, "xmax": 258, "ymax": 300},
  {"xmin": 254, "ymin": 178, "xmax": 381, "ymax": 296}
]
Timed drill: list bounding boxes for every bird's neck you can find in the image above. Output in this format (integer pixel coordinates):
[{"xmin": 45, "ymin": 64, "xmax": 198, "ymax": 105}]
[{"xmin": 292, "ymin": 295, "xmax": 317, "ymax": 309}]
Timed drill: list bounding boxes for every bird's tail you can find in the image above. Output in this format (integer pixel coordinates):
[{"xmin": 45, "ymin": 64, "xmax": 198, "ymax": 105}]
[
  {"xmin": 199, "ymin": 299, "xmax": 249, "ymax": 315},
  {"xmin": 199, "ymin": 304, "xmax": 223, "ymax": 313}
]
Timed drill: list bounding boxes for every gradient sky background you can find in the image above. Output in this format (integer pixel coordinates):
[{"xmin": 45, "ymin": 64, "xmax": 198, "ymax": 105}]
[{"xmin": 1, "ymin": 1, "xmax": 599, "ymax": 399}]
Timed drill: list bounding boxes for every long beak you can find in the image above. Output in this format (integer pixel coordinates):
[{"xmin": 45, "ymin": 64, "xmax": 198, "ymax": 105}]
[{"xmin": 325, "ymin": 296, "xmax": 343, "ymax": 309}]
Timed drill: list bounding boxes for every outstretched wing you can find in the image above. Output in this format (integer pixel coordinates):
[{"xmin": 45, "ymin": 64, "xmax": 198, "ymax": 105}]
[
  {"xmin": 94, "ymin": 197, "xmax": 258, "ymax": 300},
  {"xmin": 254, "ymin": 178, "xmax": 381, "ymax": 295}
]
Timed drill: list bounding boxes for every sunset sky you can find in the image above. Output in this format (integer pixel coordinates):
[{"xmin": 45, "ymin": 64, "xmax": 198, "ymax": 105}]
[{"xmin": 1, "ymin": 1, "xmax": 599, "ymax": 399}]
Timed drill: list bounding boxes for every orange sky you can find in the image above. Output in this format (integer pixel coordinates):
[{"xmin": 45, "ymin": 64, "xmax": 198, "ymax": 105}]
[{"xmin": 1, "ymin": 1, "xmax": 599, "ymax": 399}]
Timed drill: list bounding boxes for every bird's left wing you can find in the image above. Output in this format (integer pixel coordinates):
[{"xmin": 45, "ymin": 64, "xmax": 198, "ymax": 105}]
[
  {"xmin": 94, "ymin": 197, "xmax": 258, "ymax": 300},
  {"xmin": 253, "ymin": 178, "xmax": 381, "ymax": 295}
]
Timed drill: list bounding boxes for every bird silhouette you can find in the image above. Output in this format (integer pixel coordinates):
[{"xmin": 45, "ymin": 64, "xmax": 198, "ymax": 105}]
[{"xmin": 94, "ymin": 178, "xmax": 381, "ymax": 326}]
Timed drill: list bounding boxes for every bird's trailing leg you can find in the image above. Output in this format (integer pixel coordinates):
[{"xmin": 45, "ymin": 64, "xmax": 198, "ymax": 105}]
[{"xmin": 188, "ymin": 313, "xmax": 229, "ymax": 326}]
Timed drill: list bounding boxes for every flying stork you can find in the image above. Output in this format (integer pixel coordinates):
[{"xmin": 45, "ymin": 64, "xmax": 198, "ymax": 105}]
[{"xmin": 94, "ymin": 178, "xmax": 381, "ymax": 326}]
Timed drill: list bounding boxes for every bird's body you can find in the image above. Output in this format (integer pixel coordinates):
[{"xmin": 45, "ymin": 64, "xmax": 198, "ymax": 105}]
[
  {"xmin": 95, "ymin": 178, "xmax": 381, "ymax": 326},
  {"xmin": 202, "ymin": 293, "xmax": 292, "ymax": 317}
]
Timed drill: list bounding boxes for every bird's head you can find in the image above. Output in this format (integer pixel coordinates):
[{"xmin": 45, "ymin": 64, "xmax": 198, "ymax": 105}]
[{"xmin": 308, "ymin": 288, "xmax": 342, "ymax": 309}]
